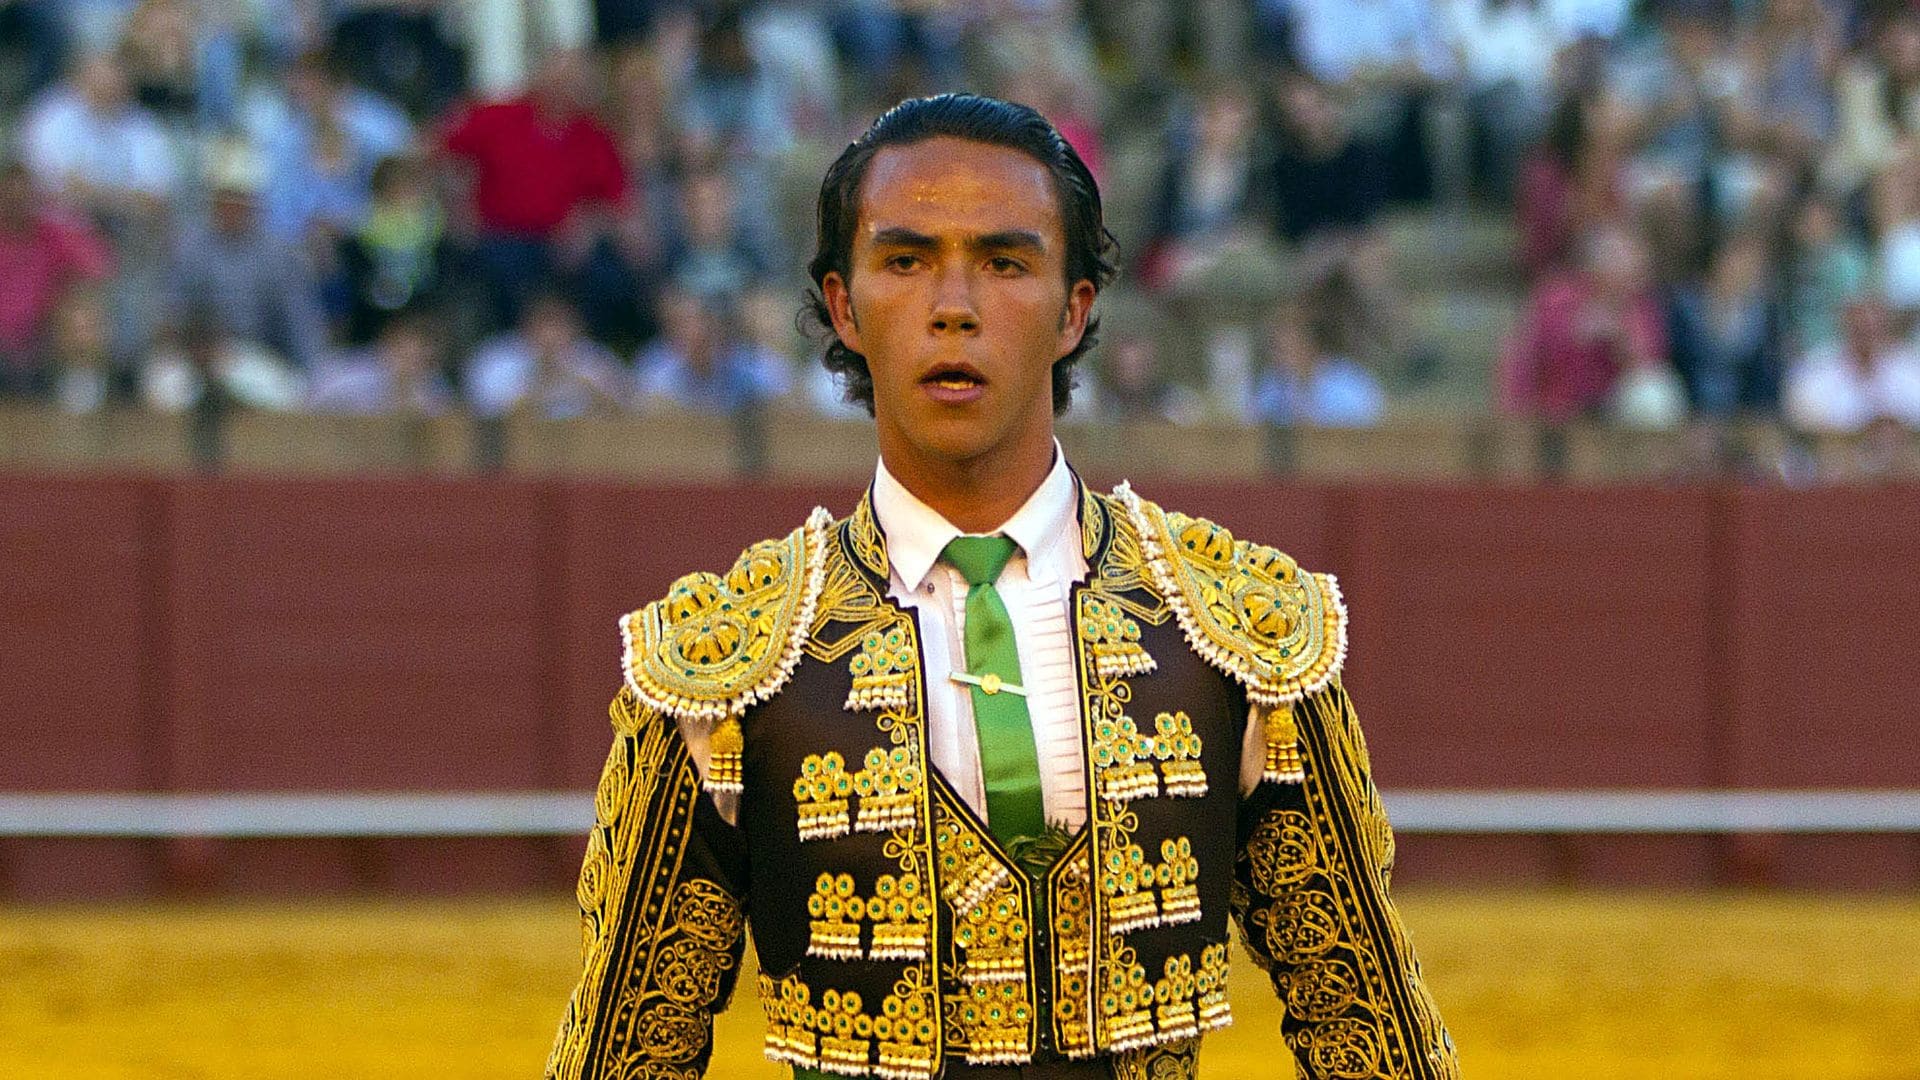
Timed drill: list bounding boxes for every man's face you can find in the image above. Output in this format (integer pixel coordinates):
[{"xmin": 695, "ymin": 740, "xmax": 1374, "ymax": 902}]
[{"xmin": 823, "ymin": 137, "xmax": 1094, "ymax": 468}]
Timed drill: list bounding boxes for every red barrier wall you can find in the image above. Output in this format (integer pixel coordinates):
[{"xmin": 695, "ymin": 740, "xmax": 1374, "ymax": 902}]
[{"xmin": 4, "ymin": 474, "xmax": 1917, "ymax": 897}]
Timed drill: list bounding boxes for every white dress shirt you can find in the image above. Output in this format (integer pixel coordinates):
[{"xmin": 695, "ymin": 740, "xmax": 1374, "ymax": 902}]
[
  {"xmin": 872, "ymin": 449, "xmax": 1269, "ymax": 833},
  {"xmin": 681, "ymin": 447, "xmax": 1269, "ymax": 828},
  {"xmin": 872, "ymin": 447, "xmax": 1092, "ymax": 830}
]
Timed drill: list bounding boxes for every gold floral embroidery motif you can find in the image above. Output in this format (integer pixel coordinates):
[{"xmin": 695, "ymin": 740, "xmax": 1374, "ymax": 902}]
[
  {"xmin": 1196, "ymin": 943, "xmax": 1232, "ymax": 1029},
  {"xmin": 936, "ymin": 811, "xmax": 1011, "ymax": 915},
  {"xmin": 1097, "ymin": 945, "xmax": 1157, "ymax": 1051},
  {"xmin": 1048, "ymin": 847, "xmax": 1097, "ymax": 1058},
  {"xmin": 622, "ymin": 508, "xmax": 834, "ymax": 724},
  {"xmin": 1100, "ymin": 836, "xmax": 1202, "ymax": 933},
  {"xmin": 949, "ymin": 982, "xmax": 1036, "ymax": 1065},
  {"xmin": 931, "ymin": 792, "xmax": 1036, "ymax": 1063},
  {"xmin": 1152, "ymin": 954, "xmax": 1201, "ymax": 1041},
  {"xmin": 805, "ymin": 871, "xmax": 933, "ymax": 962},
  {"xmin": 760, "ymin": 969, "xmax": 940, "ymax": 1079},
  {"xmin": 1149, "ymin": 711, "xmax": 1207, "ymax": 797},
  {"xmin": 1115, "ymin": 483, "xmax": 1347, "ymax": 709},
  {"xmin": 854, "ymin": 746, "xmax": 922, "ymax": 834},
  {"xmin": 1091, "ymin": 695, "xmax": 1159, "ymax": 802},
  {"xmin": 847, "ymin": 625, "xmax": 916, "ymax": 712},
  {"xmin": 793, "ymin": 751, "xmax": 855, "ymax": 841},
  {"xmin": 1079, "ymin": 594, "xmax": 1157, "ymax": 677}
]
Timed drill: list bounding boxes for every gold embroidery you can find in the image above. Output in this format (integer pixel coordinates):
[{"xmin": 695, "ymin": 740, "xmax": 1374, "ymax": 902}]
[
  {"xmin": 1197, "ymin": 942, "xmax": 1231, "ymax": 1029},
  {"xmin": 949, "ymin": 982, "xmax": 1036, "ymax": 1065},
  {"xmin": 1091, "ymin": 692, "xmax": 1158, "ymax": 802},
  {"xmin": 621, "ymin": 507, "xmax": 834, "ymax": 725},
  {"xmin": 805, "ymin": 871, "xmax": 934, "ymax": 962},
  {"xmin": 760, "ymin": 969, "xmax": 941, "ymax": 1080},
  {"xmin": 855, "ymin": 746, "xmax": 922, "ymax": 834},
  {"xmin": 1150, "ymin": 711, "xmax": 1207, "ymax": 797},
  {"xmin": 1071, "ymin": 497, "xmax": 1237, "ymax": 1060},
  {"xmin": 1079, "ymin": 594, "xmax": 1157, "ymax": 677},
  {"xmin": 547, "ymin": 693, "xmax": 745, "ymax": 1080},
  {"xmin": 847, "ymin": 626, "xmax": 916, "ymax": 712},
  {"xmin": 1236, "ymin": 683, "xmax": 1459, "ymax": 1078},
  {"xmin": 1110, "ymin": 1037, "xmax": 1200, "ymax": 1080},
  {"xmin": 707, "ymin": 716, "xmax": 744, "ymax": 795},
  {"xmin": 1263, "ymin": 702, "xmax": 1306, "ymax": 785},
  {"xmin": 792, "ymin": 751, "xmax": 855, "ymax": 841},
  {"xmin": 1115, "ymin": 482, "xmax": 1346, "ymax": 710},
  {"xmin": 1047, "ymin": 844, "xmax": 1097, "ymax": 1058}
]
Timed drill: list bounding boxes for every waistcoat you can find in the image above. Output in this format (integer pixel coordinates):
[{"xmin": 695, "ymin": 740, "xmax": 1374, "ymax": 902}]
[{"xmin": 588, "ymin": 481, "xmax": 1348, "ymax": 1079}]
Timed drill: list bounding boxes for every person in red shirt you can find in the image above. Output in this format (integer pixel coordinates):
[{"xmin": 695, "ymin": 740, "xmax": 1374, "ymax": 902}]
[
  {"xmin": 1499, "ymin": 220, "xmax": 1670, "ymax": 425},
  {"xmin": 0, "ymin": 160, "xmax": 113, "ymax": 396},
  {"xmin": 440, "ymin": 48, "xmax": 633, "ymax": 338}
]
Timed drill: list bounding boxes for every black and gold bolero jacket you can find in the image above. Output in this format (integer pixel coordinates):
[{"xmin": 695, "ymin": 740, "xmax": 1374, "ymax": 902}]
[{"xmin": 546, "ymin": 483, "xmax": 1456, "ymax": 1080}]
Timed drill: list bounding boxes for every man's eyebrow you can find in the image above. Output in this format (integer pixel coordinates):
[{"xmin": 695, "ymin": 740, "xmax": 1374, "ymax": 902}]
[
  {"xmin": 868, "ymin": 226, "xmax": 939, "ymax": 249},
  {"xmin": 974, "ymin": 229, "xmax": 1047, "ymax": 253},
  {"xmin": 864, "ymin": 227, "xmax": 1049, "ymax": 253}
]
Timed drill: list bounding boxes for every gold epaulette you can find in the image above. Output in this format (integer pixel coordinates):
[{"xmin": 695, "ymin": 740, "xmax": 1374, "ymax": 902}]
[
  {"xmin": 620, "ymin": 507, "xmax": 836, "ymax": 743},
  {"xmin": 1114, "ymin": 482, "xmax": 1348, "ymax": 709}
]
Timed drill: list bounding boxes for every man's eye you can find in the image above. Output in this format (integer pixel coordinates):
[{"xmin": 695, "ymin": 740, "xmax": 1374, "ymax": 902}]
[
  {"xmin": 885, "ymin": 254, "xmax": 921, "ymax": 271},
  {"xmin": 988, "ymin": 257, "xmax": 1025, "ymax": 274}
]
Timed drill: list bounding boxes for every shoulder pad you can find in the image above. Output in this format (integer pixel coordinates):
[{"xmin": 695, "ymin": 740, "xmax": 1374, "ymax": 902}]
[
  {"xmin": 1113, "ymin": 482, "xmax": 1347, "ymax": 705},
  {"xmin": 621, "ymin": 507, "xmax": 836, "ymax": 723}
]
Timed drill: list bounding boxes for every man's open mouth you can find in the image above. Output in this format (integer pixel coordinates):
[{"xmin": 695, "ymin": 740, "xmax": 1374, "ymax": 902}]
[{"xmin": 921, "ymin": 362, "xmax": 986, "ymax": 391}]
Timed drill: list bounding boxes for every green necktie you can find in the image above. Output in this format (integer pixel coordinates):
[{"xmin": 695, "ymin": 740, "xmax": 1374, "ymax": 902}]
[{"xmin": 941, "ymin": 535, "xmax": 1046, "ymax": 845}]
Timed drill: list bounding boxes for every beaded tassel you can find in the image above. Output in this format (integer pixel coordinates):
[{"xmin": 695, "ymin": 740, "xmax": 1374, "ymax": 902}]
[
  {"xmin": 707, "ymin": 716, "xmax": 745, "ymax": 795},
  {"xmin": 1263, "ymin": 702, "xmax": 1305, "ymax": 785}
]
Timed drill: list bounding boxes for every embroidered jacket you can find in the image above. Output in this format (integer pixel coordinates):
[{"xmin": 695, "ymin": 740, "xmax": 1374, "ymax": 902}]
[{"xmin": 546, "ymin": 483, "xmax": 1457, "ymax": 1080}]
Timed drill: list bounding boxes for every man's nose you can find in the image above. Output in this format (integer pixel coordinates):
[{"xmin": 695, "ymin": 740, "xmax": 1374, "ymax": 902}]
[{"xmin": 929, "ymin": 265, "xmax": 980, "ymax": 335}]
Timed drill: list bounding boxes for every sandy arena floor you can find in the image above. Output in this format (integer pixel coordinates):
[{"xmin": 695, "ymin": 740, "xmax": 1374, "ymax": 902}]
[{"xmin": 2, "ymin": 889, "xmax": 1917, "ymax": 1079}]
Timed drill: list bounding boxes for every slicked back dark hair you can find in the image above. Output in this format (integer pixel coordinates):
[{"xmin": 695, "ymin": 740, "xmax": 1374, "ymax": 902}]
[{"xmin": 806, "ymin": 93, "xmax": 1118, "ymax": 416}]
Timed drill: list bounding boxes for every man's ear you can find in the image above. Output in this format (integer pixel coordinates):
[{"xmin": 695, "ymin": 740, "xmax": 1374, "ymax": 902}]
[
  {"xmin": 1057, "ymin": 279, "xmax": 1096, "ymax": 357},
  {"xmin": 822, "ymin": 271, "xmax": 864, "ymax": 354}
]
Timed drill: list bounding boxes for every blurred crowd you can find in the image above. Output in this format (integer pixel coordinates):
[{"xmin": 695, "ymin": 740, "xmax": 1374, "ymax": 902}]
[{"xmin": 1, "ymin": 0, "xmax": 1919, "ymax": 472}]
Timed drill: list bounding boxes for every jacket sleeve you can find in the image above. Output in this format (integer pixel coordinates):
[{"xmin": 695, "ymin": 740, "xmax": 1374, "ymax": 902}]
[
  {"xmin": 1232, "ymin": 678, "xmax": 1458, "ymax": 1080},
  {"xmin": 546, "ymin": 688, "xmax": 751, "ymax": 1080}
]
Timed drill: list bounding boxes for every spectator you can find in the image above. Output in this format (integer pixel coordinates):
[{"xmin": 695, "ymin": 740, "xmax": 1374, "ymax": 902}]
[
  {"xmin": 1515, "ymin": 91, "xmax": 1634, "ymax": 278},
  {"xmin": 0, "ymin": 0, "xmax": 67, "ymax": 104},
  {"xmin": 246, "ymin": 47, "xmax": 414, "ymax": 245},
  {"xmin": 19, "ymin": 51, "xmax": 180, "ymax": 219},
  {"xmin": 1270, "ymin": 74, "xmax": 1429, "ymax": 377},
  {"xmin": 140, "ymin": 304, "xmax": 305, "ymax": 413},
  {"xmin": 1499, "ymin": 221, "xmax": 1669, "ymax": 422},
  {"xmin": 335, "ymin": 153, "xmax": 455, "ymax": 345},
  {"xmin": 1783, "ymin": 294, "xmax": 1920, "ymax": 432},
  {"xmin": 465, "ymin": 291, "xmax": 626, "ymax": 418},
  {"xmin": 0, "ymin": 161, "xmax": 114, "ymax": 394},
  {"xmin": 634, "ymin": 288, "xmax": 789, "ymax": 415},
  {"xmin": 681, "ymin": 8, "xmax": 795, "ymax": 162},
  {"xmin": 1283, "ymin": 0, "xmax": 1458, "ymax": 203},
  {"xmin": 46, "ymin": 286, "xmax": 117, "ymax": 413},
  {"xmin": 171, "ymin": 142, "xmax": 329, "ymax": 372},
  {"xmin": 306, "ymin": 304, "xmax": 454, "ymax": 415},
  {"xmin": 328, "ymin": 0, "xmax": 467, "ymax": 119},
  {"xmin": 440, "ymin": 47, "xmax": 631, "ymax": 335},
  {"xmin": 1270, "ymin": 74, "xmax": 1388, "ymax": 247},
  {"xmin": 1785, "ymin": 196, "xmax": 1870, "ymax": 354},
  {"xmin": 1666, "ymin": 229, "xmax": 1782, "ymax": 418},
  {"xmin": 666, "ymin": 167, "xmax": 775, "ymax": 303},
  {"xmin": 1084, "ymin": 333, "xmax": 1206, "ymax": 425},
  {"xmin": 1821, "ymin": 11, "xmax": 1920, "ymax": 203},
  {"xmin": 1251, "ymin": 304, "xmax": 1386, "ymax": 428},
  {"xmin": 1144, "ymin": 85, "xmax": 1263, "ymax": 287},
  {"xmin": 1441, "ymin": 0, "xmax": 1566, "ymax": 199}
]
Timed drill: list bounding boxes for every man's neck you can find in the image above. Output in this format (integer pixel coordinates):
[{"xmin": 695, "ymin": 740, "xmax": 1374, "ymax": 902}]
[{"xmin": 879, "ymin": 435, "xmax": 1056, "ymax": 535}]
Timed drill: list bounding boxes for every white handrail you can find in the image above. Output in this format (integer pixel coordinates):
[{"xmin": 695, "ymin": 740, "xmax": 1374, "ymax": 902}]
[{"xmin": 1, "ymin": 790, "xmax": 1918, "ymax": 837}]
